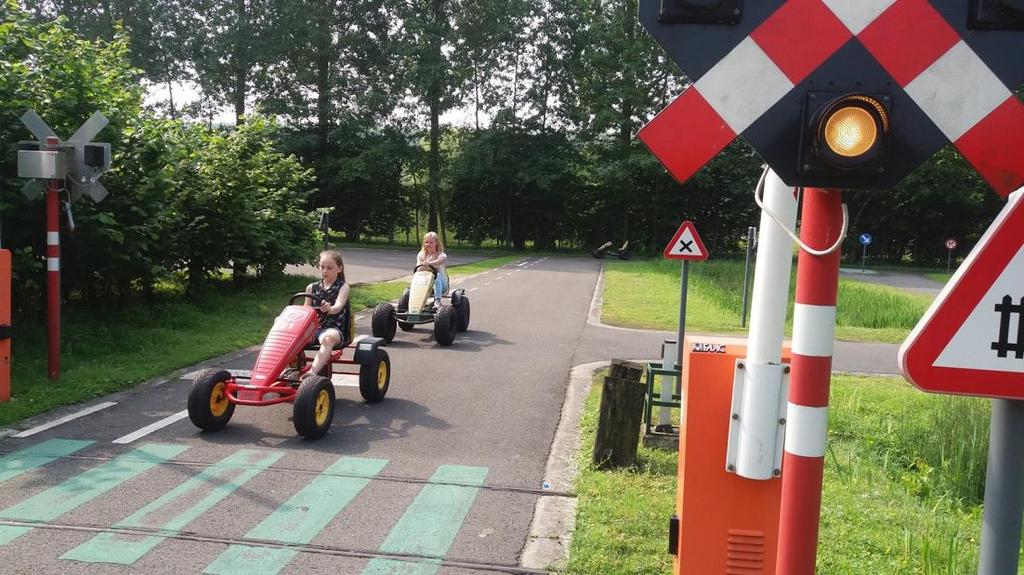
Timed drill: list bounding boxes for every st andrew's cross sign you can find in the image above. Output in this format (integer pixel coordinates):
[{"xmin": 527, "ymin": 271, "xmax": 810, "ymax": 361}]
[{"xmin": 638, "ymin": 0, "xmax": 1024, "ymax": 194}]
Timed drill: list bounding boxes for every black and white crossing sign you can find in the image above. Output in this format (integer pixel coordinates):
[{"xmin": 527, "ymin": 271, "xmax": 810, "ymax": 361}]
[
  {"xmin": 664, "ymin": 221, "xmax": 709, "ymax": 261},
  {"xmin": 900, "ymin": 192, "xmax": 1024, "ymax": 398}
]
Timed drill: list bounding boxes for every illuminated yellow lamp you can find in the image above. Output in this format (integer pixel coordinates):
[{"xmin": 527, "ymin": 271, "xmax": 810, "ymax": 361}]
[
  {"xmin": 818, "ymin": 95, "xmax": 889, "ymax": 162},
  {"xmin": 824, "ymin": 107, "xmax": 877, "ymax": 157}
]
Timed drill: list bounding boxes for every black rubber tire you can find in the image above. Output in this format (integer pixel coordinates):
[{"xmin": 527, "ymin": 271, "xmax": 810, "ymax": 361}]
[
  {"xmin": 397, "ymin": 292, "xmax": 414, "ymax": 331},
  {"xmin": 617, "ymin": 250, "xmax": 633, "ymax": 260},
  {"xmin": 187, "ymin": 369, "xmax": 235, "ymax": 431},
  {"xmin": 433, "ymin": 305, "xmax": 457, "ymax": 346},
  {"xmin": 358, "ymin": 350, "xmax": 391, "ymax": 403},
  {"xmin": 293, "ymin": 376, "xmax": 335, "ymax": 439},
  {"xmin": 455, "ymin": 296, "xmax": 471, "ymax": 332},
  {"xmin": 372, "ymin": 302, "xmax": 397, "ymax": 343}
]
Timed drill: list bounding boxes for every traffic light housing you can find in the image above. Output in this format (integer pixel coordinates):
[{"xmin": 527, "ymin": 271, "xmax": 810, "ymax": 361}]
[
  {"xmin": 659, "ymin": 0, "xmax": 742, "ymax": 25},
  {"xmin": 970, "ymin": 0, "xmax": 1024, "ymax": 29}
]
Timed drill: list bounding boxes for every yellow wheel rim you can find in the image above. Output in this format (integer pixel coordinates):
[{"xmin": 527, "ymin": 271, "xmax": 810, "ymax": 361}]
[
  {"xmin": 377, "ymin": 362, "xmax": 388, "ymax": 390},
  {"xmin": 209, "ymin": 382, "xmax": 229, "ymax": 417},
  {"xmin": 314, "ymin": 389, "xmax": 331, "ymax": 426}
]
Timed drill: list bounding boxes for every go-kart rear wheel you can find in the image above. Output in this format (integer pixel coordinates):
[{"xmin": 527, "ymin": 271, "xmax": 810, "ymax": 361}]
[
  {"xmin": 372, "ymin": 302, "xmax": 397, "ymax": 343},
  {"xmin": 187, "ymin": 369, "xmax": 235, "ymax": 431},
  {"xmin": 433, "ymin": 305, "xmax": 457, "ymax": 346},
  {"xmin": 455, "ymin": 297, "xmax": 470, "ymax": 332},
  {"xmin": 397, "ymin": 292, "xmax": 414, "ymax": 331},
  {"xmin": 293, "ymin": 376, "xmax": 335, "ymax": 439},
  {"xmin": 359, "ymin": 350, "xmax": 390, "ymax": 403}
]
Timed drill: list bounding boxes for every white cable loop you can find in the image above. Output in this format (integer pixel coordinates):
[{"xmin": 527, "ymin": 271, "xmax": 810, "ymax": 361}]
[{"xmin": 754, "ymin": 166, "xmax": 848, "ymax": 257}]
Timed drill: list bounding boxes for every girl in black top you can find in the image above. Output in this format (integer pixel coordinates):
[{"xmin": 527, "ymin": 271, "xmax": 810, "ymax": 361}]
[{"xmin": 303, "ymin": 249, "xmax": 351, "ymax": 378}]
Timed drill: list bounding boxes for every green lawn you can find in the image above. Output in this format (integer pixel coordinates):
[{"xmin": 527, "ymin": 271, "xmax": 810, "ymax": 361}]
[
  {"xmin": 1, "ymin": 255, "xmax": 516, "ymax": 427},
  {"xmin": 568, "ymin": 372, "xmax": 1009, "ymax": 574},
  {"xmin": 601, "ymin": 259, "xmax": 934, "ymax": 343}
]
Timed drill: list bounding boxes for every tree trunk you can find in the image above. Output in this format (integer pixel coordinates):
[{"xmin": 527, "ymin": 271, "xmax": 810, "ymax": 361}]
[
  {"xmin": 166, "ymin": 80, "xmax": 177, "ymax": 120},
  {"xmin": 233, "ymin": 0, "xmax": 249, "ymax": 125},
  {"xmin": 592, "ymin": 360, "xmax": 647, "ymax": 469}
]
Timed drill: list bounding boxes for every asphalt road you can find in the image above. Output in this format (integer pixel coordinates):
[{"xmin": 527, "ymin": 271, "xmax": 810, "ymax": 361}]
[{"xmin": 0, "ymin": 256, "xmax": 904, "ymax": 574}]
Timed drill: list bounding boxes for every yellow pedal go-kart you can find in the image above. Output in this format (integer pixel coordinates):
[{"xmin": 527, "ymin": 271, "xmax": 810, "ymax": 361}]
[{"xmin": 371, "ymin": 265, "xmax": 469, "ymax": 346}]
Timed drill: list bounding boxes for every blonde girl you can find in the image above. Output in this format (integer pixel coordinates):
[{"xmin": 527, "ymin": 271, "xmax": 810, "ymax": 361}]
[{"xmin": 416, "ymin": 231, "xmax": 448, "ymax": 303}]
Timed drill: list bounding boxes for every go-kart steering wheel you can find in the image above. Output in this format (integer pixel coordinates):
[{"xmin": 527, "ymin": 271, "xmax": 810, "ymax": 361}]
[
  {"xmin": 413, "ymin": 264, "xmax": 439, "ymax": 275},
  {"xmin": 289, "ymin": 292, "xmax": 324, "ymax": 307}
]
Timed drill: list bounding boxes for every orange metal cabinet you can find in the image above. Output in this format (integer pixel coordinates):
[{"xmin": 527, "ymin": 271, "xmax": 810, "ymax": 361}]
[{"xmin": 674, "ymin": 335, "xmax": 792, "ymax": 575}]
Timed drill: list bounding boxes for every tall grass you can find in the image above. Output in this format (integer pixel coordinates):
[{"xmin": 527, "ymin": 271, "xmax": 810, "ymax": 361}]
[{"xmin": 829, "ymin": 376, "xmax": 990, "ymax": 505}]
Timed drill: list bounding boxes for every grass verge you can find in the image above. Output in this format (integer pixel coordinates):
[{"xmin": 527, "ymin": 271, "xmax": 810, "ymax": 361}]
[
  {"xmin": 568, "ymin": 371, "xmax": 1010, "ymax": 574},
  {"xmin": 601, "ymin": 259, "xmax": 934, "ymax": 343},
  {"xmin": 2, "ymin": 255, "xmax": 517, "ymax": 427}
]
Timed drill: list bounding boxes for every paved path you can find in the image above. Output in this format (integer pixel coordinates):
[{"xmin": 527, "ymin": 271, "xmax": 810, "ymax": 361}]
[
  {"xmin": 839, "ymin": 268, "xmax": 945, "ymax": 296},
  {"xmin": 285, "ymin": 247, "xmax": 490, "ymax": 284},
  {"xmin": 0, "ymin": 256, "xmax": 906, "ymax": 574}
]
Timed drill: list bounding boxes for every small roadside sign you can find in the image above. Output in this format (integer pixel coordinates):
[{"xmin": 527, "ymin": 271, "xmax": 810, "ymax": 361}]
[
  {"xmin": 664, "ymin": 221, "xmax": 708, "ymax": 261},
  {"xmin": 946, "ymin": 238, "xmax": 958, "ymax": 250},
  {"xmin": 900, "ymin": 192, "xmax": 1024, "ymax": 399},
  {"xmin": 858, "ymin": 233, "xmax": 873, "ymax": 246}
]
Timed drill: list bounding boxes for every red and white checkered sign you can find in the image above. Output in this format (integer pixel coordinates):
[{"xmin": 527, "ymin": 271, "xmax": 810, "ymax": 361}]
[{"xmin": 638, "ymin": 0, "xmax": 1024, "ymax": 195}]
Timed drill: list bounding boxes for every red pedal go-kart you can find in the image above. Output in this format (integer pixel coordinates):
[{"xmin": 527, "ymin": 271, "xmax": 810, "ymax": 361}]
[{"xmin": 187, "ymin": 293, "xmax": 391, "ymax": 439}]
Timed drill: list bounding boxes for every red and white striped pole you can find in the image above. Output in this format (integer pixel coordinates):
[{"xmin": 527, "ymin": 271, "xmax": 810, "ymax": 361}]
[
  {"xmin": 45, "ymin": 135, "xmax": 61, "ymax": 379},
  {"xmin": 776, "ymin": 187, "xmax": 843, "ymax": 574}
]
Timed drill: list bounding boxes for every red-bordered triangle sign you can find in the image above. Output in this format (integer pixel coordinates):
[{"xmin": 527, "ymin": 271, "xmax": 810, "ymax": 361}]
[
  {"xmin": 664, "ymin": 221, "xmax": 709, "ymax": 261},
  {"xmin": 899, "ymin": 192, "xmax": 1024, "ymax": 399}
]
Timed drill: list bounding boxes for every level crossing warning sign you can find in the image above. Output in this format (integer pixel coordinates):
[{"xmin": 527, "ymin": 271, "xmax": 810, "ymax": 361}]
[
  {"xmin": 900, "ymin": 192, "xmax": 1024, "ymax": 398},
  {"xmin": 664, "ymin": 221, "xmax": 709, "ymax": 261},
  {"xmin": 638, "ymin": 0, "xmax": 1024, "ymax": 194}
]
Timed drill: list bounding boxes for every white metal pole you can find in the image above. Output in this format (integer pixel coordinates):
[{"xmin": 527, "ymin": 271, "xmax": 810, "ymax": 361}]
[{"xmin": 733, "ymin": 169, "xmax": 798, "ymax": 480}]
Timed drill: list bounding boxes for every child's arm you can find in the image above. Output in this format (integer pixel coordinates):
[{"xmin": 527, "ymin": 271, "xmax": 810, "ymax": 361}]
[
  {"xmin": 327, "ymin": 283, "xmax": 350, "ymax": 315},
  {"xmin": 303, "ymin": 282, "xmax": 316, "ymax": 306},
  {"xmin": 423, "ymin": 252, "xmax": 447, "ymax": 267}
]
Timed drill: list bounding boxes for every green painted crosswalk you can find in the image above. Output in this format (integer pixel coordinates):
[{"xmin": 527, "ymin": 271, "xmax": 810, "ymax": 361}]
[
  {"xmin": 204, "ymin": 456, "xmax": 389, "ymax": 575},
  {"xmin": 0, "ymin": 440, "xmax": 493, "ymax": 572},
  {"xmin": 0, "ymin": 439, "xmax": 94, "ymax": 484},
  {"xmin": 362, "ymin": 465, "xmax": 489, "ymax": 575},
  {"xmin": 0, "ymin": 443, "xmax": 188, "ymax": 546},
  {"xmin": 62, "ymin": 448, "xmax": 283, "ymax": 565}
]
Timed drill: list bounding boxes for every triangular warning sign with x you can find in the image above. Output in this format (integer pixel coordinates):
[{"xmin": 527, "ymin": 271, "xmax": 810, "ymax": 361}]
[
  {"xmin": 899, "ymin": 191, "xmax": 1024, "ymax": 399},
  {"xmin": 664, "ymin": 221, "xmax": 708, "ymax": 261}
]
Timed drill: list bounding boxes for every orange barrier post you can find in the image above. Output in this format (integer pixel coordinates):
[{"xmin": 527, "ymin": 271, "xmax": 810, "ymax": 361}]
[
  {"xmin": 1, "ymin": 248, "xmax": 10, "ymax": 402},
  {"xmin": 673, "ymin": 335, "xmax": 791, "ymax": 575}
]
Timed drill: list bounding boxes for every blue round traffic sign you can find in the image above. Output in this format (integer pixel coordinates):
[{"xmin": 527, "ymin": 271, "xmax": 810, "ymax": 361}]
[{"xmin": 858, "ymin": 233, "xmax": 873, "ymax": 246}]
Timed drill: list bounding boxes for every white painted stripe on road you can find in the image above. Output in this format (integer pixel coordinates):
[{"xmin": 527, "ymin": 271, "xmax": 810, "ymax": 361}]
[
  {"xmin": 784, "ymin": 404, "xmax": 829, "ymax": 458},
  {"xmin": 47, "ymin": 258, "xmax": 59, "ymax": 271},
  {"xmin": 112, "ymin": 410, "xmax": 189, "ymax": 444},
  {"xmin": 47, "ymin": 232, "xmax": 59, "ymax": 245},
  {"xmin": 13, "ymin": 402, "xmax": 118, "ymax": 438},
  {"xmin": 792, "ymin": 303, "xmax": 836, "ymax": 357},
  {"xmin": 468, "ymin": 287, "xmax": 479, "ymax": 292},
  {"xmin": 355, "ymin": 315, "xmax": 365, "ymax": 321},
  {"xmin": 516, "ymin": 261, "xmax": 529, "ymax": 267},
  {"xmin": 484, "ymin": 281, "xmax": 493, "ymax": 286}
]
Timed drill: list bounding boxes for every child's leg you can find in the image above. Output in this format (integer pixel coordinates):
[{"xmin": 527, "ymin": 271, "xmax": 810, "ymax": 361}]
[
  {"xmin": 433, "ymin": 273, "xmax": 448, "ymax": 301},
  {"xmin": 307, "ymin": 329, "xmax": 341, "ymax": 378}
]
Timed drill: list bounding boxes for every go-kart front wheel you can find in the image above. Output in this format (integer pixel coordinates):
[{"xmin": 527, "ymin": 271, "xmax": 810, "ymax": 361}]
[
  {"xmin": 433, "ymin": 305, "xmax": 457, "ymax": 346},
  {"xmin": 372, "ymin": 302, "xmax": 397, "ymax": 343},
  {"xmin": 455, "ymin": 296, "xmax": 470, "ymax": 332},
  {"xmin": 397, "ymin": 292, "xmax": 415, "ymax": 331},
  {"xmin": 187, "ymin": 369, "xmax": 236, "ymax": 431},
  {"xmin": 358, "ymin": 349, "xmax": 391, "ymax": 403},
  {"xmin": 293, "ymin": 376, "xmax": 335, "ymax": 439}
]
